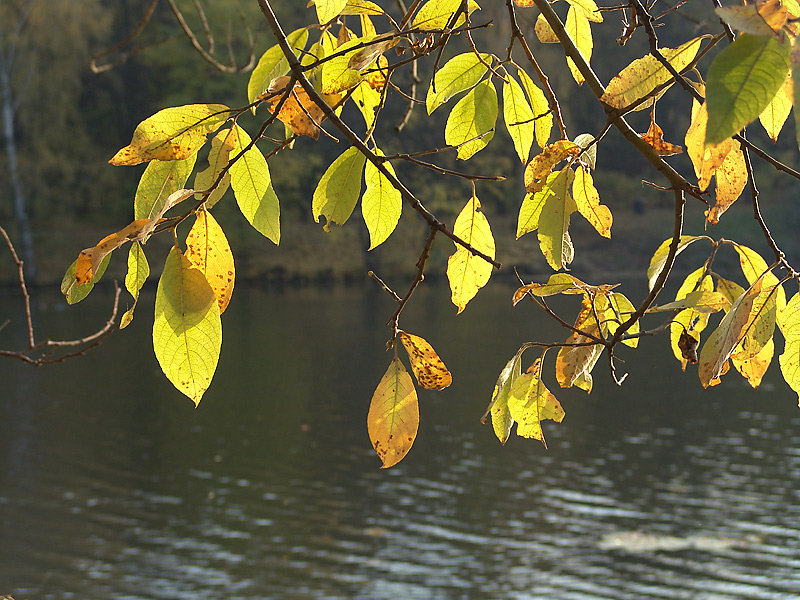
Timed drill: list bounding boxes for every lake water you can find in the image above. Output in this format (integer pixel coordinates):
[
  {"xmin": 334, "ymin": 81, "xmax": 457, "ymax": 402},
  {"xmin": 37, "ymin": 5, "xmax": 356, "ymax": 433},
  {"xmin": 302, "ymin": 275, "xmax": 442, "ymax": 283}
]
[{"xmin": 2, "ymin": 281, "xmax": 800, "ymax": 599}]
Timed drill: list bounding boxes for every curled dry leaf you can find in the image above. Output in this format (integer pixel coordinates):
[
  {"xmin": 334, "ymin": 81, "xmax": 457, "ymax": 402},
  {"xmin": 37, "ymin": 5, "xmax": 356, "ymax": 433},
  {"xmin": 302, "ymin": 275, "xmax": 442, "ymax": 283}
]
[
  {"xmin": 265, "ymin": 76, "xmax": 342, "ymax": 139},
  {"xmin": 678, "ymin": 330, "xmax": 699, "ymax": 364},
  {"xmin": 524, "ymin": 140, "xmax": 581, "ymax": 193},
  {"xmin": 641, "ymin": 117, "xmax": 683, "ymax": 156},
  {"xmin": 399, "ymin": 331, "xmax": 453, "ymax": 390}
]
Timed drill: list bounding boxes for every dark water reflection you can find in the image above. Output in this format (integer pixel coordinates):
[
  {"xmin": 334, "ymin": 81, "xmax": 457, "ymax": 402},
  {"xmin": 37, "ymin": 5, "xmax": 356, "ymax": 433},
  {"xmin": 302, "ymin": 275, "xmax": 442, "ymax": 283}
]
[{"xmin": 2, "ymin": 282, "xmax": 800, "ymax": 599}]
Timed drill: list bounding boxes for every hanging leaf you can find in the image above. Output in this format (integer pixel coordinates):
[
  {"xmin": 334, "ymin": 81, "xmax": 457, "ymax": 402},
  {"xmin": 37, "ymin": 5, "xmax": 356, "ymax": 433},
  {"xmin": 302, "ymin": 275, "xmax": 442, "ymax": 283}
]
[
  {"xmin": 321, "ymin": 36, "xmax": 370, "ymax": 94},
  {"xmin": 524, "ymin": 140, "xmax": 581, "ymax": 192},
  {"xmin": 427, "ymin": 53, "xmax": 492, "ymax": 114},
  {"xmin": 185, "ymin": 211, "xmax": 235, "ymax": 315},
  {"xmin": 572, "ymin": 165, "xmax": 611, "ymax": 238},
  {"xmin": 564, "ymin": 0, "xmax": 603, "ymax": 22},
  {"xmin": 601, "ymin": 37, "xmax": 705, "ymax": 109},
  {"xmin": 646, "ymin": 235, "xmax": 706, "ymax": 291},
  {"xmin": 555, "ymin": 295, "xmax": 603, "ymax": 390},
  {"xmin": 229, "ymin": 125, "xmax": 281, "ymax": 244},
  {"xmin": 266, "ymin": 76, "xmax": 340, "ymax": 139},
  {"xmin": 351, "ymin": 80, "xmax": 382, "ymax": 130},
  {"xmin": 669, "ymin": 268, "xmax": 715, "ymax": 370},
  {"xmin": 706, "ymin": 140, "xmax": 747, "ymax": 224},
  {"xmin": 759, "ymin": 73, "xmax": 793, "ymax": 141},
  {"xmin": 734, "ymin": 243, "xmax": 786, "ymax": 326},
  {"xmin": 565, "ymin": 7, "xmax": 592, "ymax": 85},
  {"xmin": 503, "ymin": 74, "xmax": 536, "ymax": 163},
  {"xmin": 447, "ymin": 195, "xmax": 496, "ymax": 313},
  {"xmin": 537, "ymin": 167, "xmax": 576, "ymax": 271},
  {"xmin": 61, "ymin": 253, "xmax": 112, "ymax": 305},
  {"xmin": 641, "ymin": 117, "xmax": 683, "ymax": 156},
  {"xmin": 516, "ymin": 68, "xmax": 552, "ymax": 149},
  {"xmin": 779, "ymin": 293, "xmax": 800, "ymax": 403},
  {"xmin": 485, "ymin": 352, "xmax": 522, "ymax": 444},
  {"xmin": 120, "ymin": 242, "xmax": 150, "ymax": 329},
  {"xmin": 194, "ymin": 127, "xmax": 237, "ymax": 209},
  {"xmin": 362, "ymin": 150, "xmax": 402, "ymax": 249},
  {"xmin": 110, "ymin": 104, "xmax": 229, "ymax": 166},
  {"xmin": 313, "ymin": 0, "xmax": 348, "ymax": 24},
  {"xmin": 247, "ymin": 28, "xmax": 309, "ymax": 106},
  {"xmin": 341, "ymin": 0, "xmax": 385, "ymax": 15},
  {"xmin": 313, "ymin": 146, "xmax": 367, "ymax": 231},
  {"xmin": 733, "ymin": 336, "xmax": 774, "ymax": 388},
  {"xmin": 412, "ymin": 0, "xmax": 479, "ymax": 29},
  {"xmin": 399, "ymin": 331, "xmax": 453, "ymax": 390},
  {"xmin": 596, "ymin": 291, "xmax": 639, "ymax": 348},
  {"xmin": 367, "ymin": 357, "xmax": 419, "ymax": 468},
  {"xmin": 715, "ymin": 0, "xmax": 787, "ymax": 36},
  {"xmin": 445, "ymin": 79, "xmax": 498, "ymax": 160},
  {"xmin": 153, "ymin": 247, "xmax": 222, "ymax": 406},
  {"xmin": 134, "ymin": 154, "xmax": 197, "ymax": 221},
  {"xmin": 685, "ymin": 97, "xmax": 735, "ymax": 191},
  {"xmin": 348, "ymin": 36, "xmax": 398, "ymax": 71},
  {"xmin": 705, "ymin": 34, "xmax": 791, "ymax": 146},
  {"xmin": 507, "ymin": 359, "xmax": 565, "ymax": 446},
  {"xmin": 535, "ymin": 13, "xmax": 559, "ymax": 42}
]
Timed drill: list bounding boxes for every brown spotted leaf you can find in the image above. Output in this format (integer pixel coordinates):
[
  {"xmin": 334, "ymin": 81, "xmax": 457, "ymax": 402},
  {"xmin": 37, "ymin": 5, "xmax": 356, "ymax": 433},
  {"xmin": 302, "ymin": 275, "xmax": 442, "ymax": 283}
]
[
  {"xmin": 367, "ymin": 357, "xmax": 419, "ymax": 468},
  {"xmin": 185, "ymin": 211, "xmax": 236, "ymax": 315},
  {"xmin": 641, "ymin": 116, "xmax": 683, "ymax": 156},
  {"xmin": 399, "ymin": 331, "xmax": 452, "ymax": 391}
]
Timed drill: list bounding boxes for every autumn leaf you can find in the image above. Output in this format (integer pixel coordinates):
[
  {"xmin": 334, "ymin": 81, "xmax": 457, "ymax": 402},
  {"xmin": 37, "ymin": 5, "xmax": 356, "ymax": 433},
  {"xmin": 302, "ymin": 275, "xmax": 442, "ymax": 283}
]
[
  {"xmin": 565, "ymin": 7, "xmax": 592, "ymax": 85},
  {"xmin": 367, "ymin": 357, "xmax": 419, "ymax": 468},
  {"xmin": 110, "ymin": 104, "xmax": 229, "ymax": 166},
  {"xmin": 313, "ymin": 0, "xmax": 348, "ymax": 24},
  {"xmin": 524, "ymin": 140, "xmax": 581, "ymax": 192},
  {"xmin": 572, "ymin": 165, "xmax": 611, "ymax": 238},
  {"xmin": 779, "ymin": 293, "xmax": 800, "ymax": 403},
  {"xmin": 641, "ymin": 116, "xmax": 683, "ymax": 156},
  {"xmin": 185, "ymin": 211, "xmax": 235, "ymax": 315},
  {"xmin": 759, "ymin": 73, "xmax": 793, "ymax": 141},
  {"xmin": 516, "ymin": 68, "xmax": 552, "ymax": 149},
  {"xmin": 706, "ymin": 140, "xmax": 747, "ymax": 224},
  {"xmin": 412, "ymin": 0, "xmax": 479, "ymax": 29},
  {"xmin": 601, "ymin": 37, "xmax": 705, "ymax": 110},
  {"xmin": 537, "ymin": 167, "xmax": 576, "ymax": 271},
  {"xmin": 555, "ymin": 295, "xmax": 603, "ymax": 390},
  {"xmin": 733, "ymin": 337, "xmax": 774, "ymax": 388},
  {"xmin": 507, "ymin": 359, "xmax": 565, "ymax": 447},
  {"xmin": 247, "ymin": 28, "xmax": 308, "ymax": 106},
  {"xmin": 193, "ymin": 127, "xmax": 237, "ymax": 209},
  {"xmin": 447, "ymin": 195, "xmax": 496, "ymax": 313},
  {"xmin": 266, "ymin": 75, "xmax": 339, "ymax": 139},
  {"xmin": 399, "ymin": 331, "xmax": 452, "ymax": 390},
  {"xmin": 646, "ymin": 235, "xmax": 706, "ymax": 291},
  {"xmin": 503, "ymin": 74, "xmax": 536, "ymax": 163},
  {"xmin": 685, "ymin": 97, "xmax": 735, "ymax": 191},
  {"xmin": 61, "ymin": 253, "xmax": 112, "ymax": 305},
  {"xmin": 153, "ymin": 246, "xmax": 222, "ymax": 406},
  {"xmin": 535, "ymin": 13, "xmax": 559, "ymax": 42},
  {"xmin": 715, "ymin": 0, "xmax": 787, "ymax": 37},
  {"xmin": 669, "ymin": 267, "xmax": 715, "ymax": 370},
  {"xmin": 134, "ymin": 154, "xmax": 197, "ymax": 222},
  {"xmin": 512, "ymin": 273, "xmax": 591, "ymax": 304}
]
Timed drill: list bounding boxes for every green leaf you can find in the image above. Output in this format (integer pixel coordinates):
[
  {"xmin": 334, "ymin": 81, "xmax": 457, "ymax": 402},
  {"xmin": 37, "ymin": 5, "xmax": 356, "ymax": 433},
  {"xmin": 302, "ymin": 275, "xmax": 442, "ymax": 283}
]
[
  {"xmin": 537, "ymin": 167, "xmax": 575, "ymax": 271},
  {"xmin": 601, "ymin": 37, "xmax": 705, "ymax": 110},
  {"xmin": 110, "ymin": 104, "xmax": 229, "ymax": 166},
  {"xmin": 314, "ymin": 0, "xmax": 348, "ymax": 24},
  {"xmin": 517, "ymin": 168, "xmax": 571, "ymax": 239},
  {"xmin": 120, "ymin": 242, "xmax": 150, "ymax": 329},
  {"xmin": 229, "ymin": 125, "xmax": 280, "ymax": 245},
  {"xmin": 445, "ymin": 79, "xmax": 498, "ymax": 160},
  {"xmin": 516, "ymin": 68, "xmax": 552, "ymax": 149},
  {"xmin": 134, "ymin": 154, "xmax": 197, "ymax": 221},
  {"xmin": 247, "ymin": 28, "xmax": 308, "ymax": 107},
  {"xmin": 446, "ymin": 195, "xmax": 496, "ymax": 313},
  {"xmin": 153, "ymin": 246, "xmax": 221, "ymax": 406},
  {"xmin": 426, "ymin": 52, "xmax": 491, "ymax": 114},
  {"xmin": 367, "ymin": 357, "xmax": 419, "ymax": 468},
  {"xmin": 362, "ymin": 151, "xmax": 402, "ymax": 249},
  {"xmin": 61, "ymin": 253, "xmax": 112, "ymax": 305},
  {"xmin": 312, "ymin": 146, "xmax": 367, "ymax": 230},
  {"xmin": 503, "ymin": 75, "xmax": 535, "ymax": 163},
  {"xmin": 646, "ymin": 235, "xmax": 705, "ymax": 291},
  {"xmin": 706, "ymin": 34, "xmax": 791, "ymax": 146},
  {"xmin": 779, "ymin": 293, "xmax": 800, "ymax": 404}
]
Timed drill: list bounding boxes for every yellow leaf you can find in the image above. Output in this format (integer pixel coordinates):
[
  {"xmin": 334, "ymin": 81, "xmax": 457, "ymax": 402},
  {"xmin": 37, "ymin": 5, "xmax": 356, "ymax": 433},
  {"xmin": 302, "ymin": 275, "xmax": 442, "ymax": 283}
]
[
  {"xmin": 733, "ymin": 336, "xmax": 774, "ymax": 388},
  {"xmin": 412, "ymin": 0, "xmax": 479, "ymax": 29},
  {"xmin": 312, "ymin": 146, "xmax": 367, "ymax": 230},
  {"xmin": 596, "ymin": 291, "xmax": 639, "ymax": 348},
  {"xmin": 524, "ymin": 140, "xmax": 581, "ymax": 191},
  {"xmin": 266, "ymin": 76, "xmax": 339, "ymax": 139},
  {"xmin": 535, "ymin": 13, "xmax": 559, "ymax": 42},
  {"xmin": 485, "ymin": 352, "xmax": 522, "ymax": 444},
  {"xmin": 564, "ymin": 0, "xmax": 603, "ymax": 22},
  {"xmin": 565, "ymin": 7, "xmax": 592, "ymax": 85},
  {"xmin": 367, "ymin": 357, "xmax": 419, "ymax": 468},
  {"xmin": 185, "ymin": 211, "xmax": 235, "ymax": 315},
  {"xmin": 555, "ymin": 295, "xmax": 603, "ymax": 389},
  {"xmin": 447, "ymin": 195, "xmax": 496, "ymax": 313},
  {"xmin": 685, "ymin": 98, "xmax": 734, "ymax": 191},
  {"xmin": 153, "ymin": 247, "xmax": 221, "ymax": 406},
  {"xmin": 669, "ymin": 267, "xmax": 714, "ymax": 370},
  {"xmin": 513, "ymin": 273, "xmax": 592, "ymax": 304},
  {"xmin": 601, "ymin": 37, "xmax": 705, "ymax": 109},
  {"xmin": 507, "ymin": 359, "xmax": 565, "ymax": 447},
  {"xmin": 759, "ymin": 73, "xmax": 793, "ymax": 141},
  {"xmin": 572, "ymin": 165, "xmax": 611, "ymax": 238},
  {"xmin": 351, "ymin": 80, "xmax": 382, "ymax": 130},
  {"xmin": 503, "ymin": 75, "xmax": 535, "ymax": 163},
  {"xmin": 516, "ymin": 68, "xmax": 552, "ymax": 149},
  {"xmin": 194, "ymin": 127, "xmax": 237, "ymax": 209},
  {"xmin": 313, "ymin": 0, "xmax": 347, "ymax": 23},
  {"xmin": 706, "ymin": 140, "xmax": 747, "ymax": 224},
  {"xmin": 110, "ymin": 104, "xmax": 229, "ymax": 166},
  {"xmin": 779, "ymin": 293, "xmax": 800, "ymax": 403},
  {"xmin": 74, "ymin": 188, "xmax": 194, "ymax": 285},
  {"xmin": 362, "ymin": 149, "xmax": 401, "ymax": 249},
  {"xmin": 445, "ymin": 79, "xmax": 498, "ymax": 160},
  {"xmin": 537, "ymin": 167, "xmax": 576, "ymax": 271},
  {"xmin": 399, "ymin": 331, "xmax": 453, "ymax": 390},
  {"xmin": 135, "ymin": 154, "xmax": 197, "ymax": 221},
  {"xmin": 646, "ymin": 235, "xmax": 706, "ymax": 291},
  {"xmin": 734, "ymin": 243, "xmax": 787, "ymax": 327}
]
